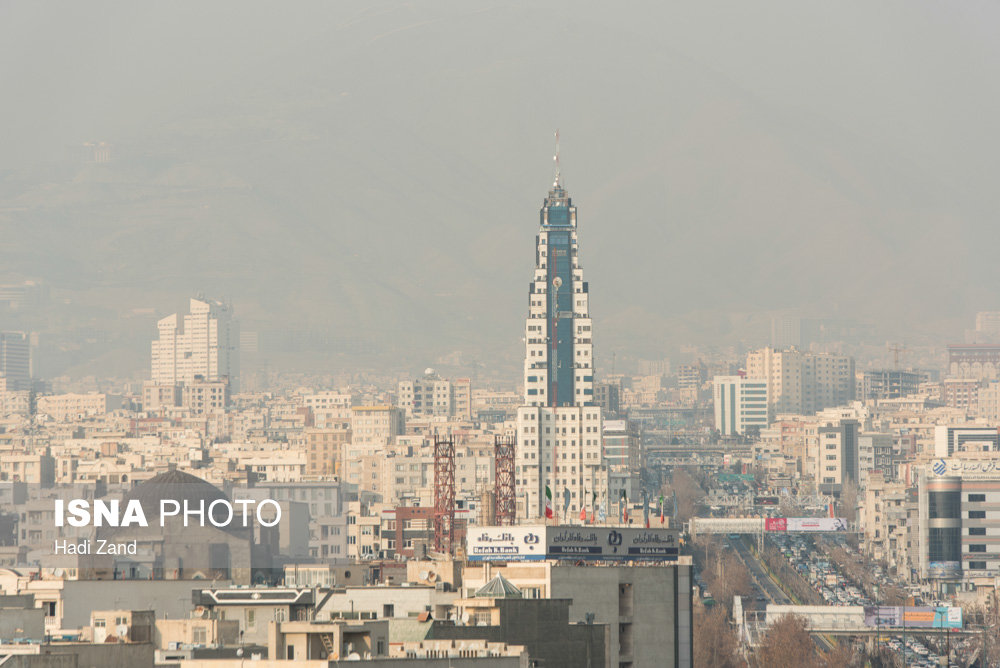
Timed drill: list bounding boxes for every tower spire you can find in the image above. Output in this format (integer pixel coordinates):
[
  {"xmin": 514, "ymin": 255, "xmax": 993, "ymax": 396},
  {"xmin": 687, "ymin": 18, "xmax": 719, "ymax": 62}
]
[{"xmin": 553, "ymin": 129, "xmax": 561, "ymax": 187}]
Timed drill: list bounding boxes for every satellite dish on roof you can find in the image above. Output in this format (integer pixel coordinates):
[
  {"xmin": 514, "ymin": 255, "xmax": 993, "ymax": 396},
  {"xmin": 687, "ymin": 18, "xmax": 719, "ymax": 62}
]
[
  {"xmin": 115, "ymin": 624, "xmax": 128, "ymax": 639},
  {"xmin": 460, "ymin": 611, "xmax": 470, "ymax": 625},
  {"xmin": 424, "ymin": 368, "xmax": 435, "ymax": 376},
  {"xmin": 419, "ymin": 570, "xmax": 429, "ymax": 581}
]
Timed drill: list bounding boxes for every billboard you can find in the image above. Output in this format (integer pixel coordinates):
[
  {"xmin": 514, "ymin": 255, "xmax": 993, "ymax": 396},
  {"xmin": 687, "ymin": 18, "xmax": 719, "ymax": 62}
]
[
  {"xmin": 929, "ymin": 458, "xmax": 1000, "ymax": 480},
  {"xmin": 764, "ymin": 518, "xmax": 787, "ymax": 532},
  {"xmin": 785, "ymin": 517, "xmax": 848, "ymax": 532},
  {"xmin": 466, "ymin": 527, "xmax": 545, "ymax": 561},
  {"xmin": 546, "ymin": 528, "xmax": 604, "ymax": 557},
  {"xmin": 620, "ymin": 527, "xmax": 680, "ymax": 560},
  {"xmin": 863, "ymin": 606, "xmax": 962, "ymax": 629},
  {"xmin": 928, "ymin": 561, "xmax": 962, "ymax": 578},
  {"xmin": 689, "ymin": 517, "xmax": 764, "ymax": 535},
  {"xmin": 754, "ymin": 496, "xmax": 780, "ymax": 506},
  {"xmin": 467, "ymin": 526, "xmax": 679, "ymax": 562},
  {"xmin": 546, "ymin": 527, "xmax": 679, "ymax": 561},
  {"xmin": 864, "ymin": 606, "xmax": 901, "ymax": 627}
]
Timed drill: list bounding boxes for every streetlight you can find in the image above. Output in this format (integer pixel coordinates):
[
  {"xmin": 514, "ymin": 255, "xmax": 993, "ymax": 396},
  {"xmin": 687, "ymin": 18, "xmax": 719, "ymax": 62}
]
[{"xmin": 934, "ymin": 607, "xmax": 951, "ymax": 666}]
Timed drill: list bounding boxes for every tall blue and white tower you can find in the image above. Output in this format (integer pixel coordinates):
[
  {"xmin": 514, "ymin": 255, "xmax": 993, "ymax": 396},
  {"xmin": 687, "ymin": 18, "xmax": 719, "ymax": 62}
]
[{"xmin": 517, "ymin": 141, "xmax": 606, "ymax": 520}]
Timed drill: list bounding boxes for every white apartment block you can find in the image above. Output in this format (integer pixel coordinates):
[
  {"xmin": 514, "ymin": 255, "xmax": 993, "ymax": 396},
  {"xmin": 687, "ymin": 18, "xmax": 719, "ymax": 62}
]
[
  {"xmin": 713, "ymin": 375, "xmax": 768, "ymax": 436},
  {"xmin": 810, "ymin": 418, "xmax": 861, "ymax": 496},
  {"xmin": 240, "ymin": 454, "xmax": 306, "ymax": 483},
  {"xmin": 302, "ymin": 391, "xmax": 353, "ymax": 429},
  {"xmin": 397, "ymin": 375, "xmax": 472, "ymax": 420},
  {"xmin": 151, "ymin": 297, "xmax": 239, "ymax": 392},
  {"xmin": 517, "ymin": 405, "xmax": 606, "ymax": 519},
  {"xmin": 302, "ymin": 391, "xmax": 352, "ymax": 411}
]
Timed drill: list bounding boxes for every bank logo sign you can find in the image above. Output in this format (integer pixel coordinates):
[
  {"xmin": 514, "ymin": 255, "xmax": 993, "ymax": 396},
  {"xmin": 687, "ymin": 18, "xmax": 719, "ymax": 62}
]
[
  {"xmin": 467, "ymin": 528, "xmax": 545, "ymax": 559},
  {"xmin": 929, "ymin": 458, "xmax": 1000, "ymax": 478},
  {"xmin": 467, "ymin": 525, "xmax": 679, "ymax": 562}
]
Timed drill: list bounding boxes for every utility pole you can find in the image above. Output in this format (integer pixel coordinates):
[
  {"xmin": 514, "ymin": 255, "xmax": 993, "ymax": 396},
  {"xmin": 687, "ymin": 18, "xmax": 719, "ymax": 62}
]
[{"xmin": 901, "ymin": 604, "xmax": 906, "ymax": 668}]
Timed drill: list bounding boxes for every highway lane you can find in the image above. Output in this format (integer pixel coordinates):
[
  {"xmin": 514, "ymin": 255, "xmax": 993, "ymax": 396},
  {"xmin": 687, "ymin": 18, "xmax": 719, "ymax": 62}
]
[
  {"xmin": 731, "ymin": 536, "xmax": 836, "ymax": 651},
  {"xmin": 732, "ymin": 537, "xmax": 791, "ymax": 605}
]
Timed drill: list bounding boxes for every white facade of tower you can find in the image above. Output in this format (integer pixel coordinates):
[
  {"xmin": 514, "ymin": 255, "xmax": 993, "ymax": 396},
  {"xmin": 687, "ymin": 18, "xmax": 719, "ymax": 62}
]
[
  {"xmin": 151, "ymin": 298, "xmax": 239, "ymax": 392},
  {"xmin": 517, "ymin": 404, "xmax": 605, "ymax": 520}
]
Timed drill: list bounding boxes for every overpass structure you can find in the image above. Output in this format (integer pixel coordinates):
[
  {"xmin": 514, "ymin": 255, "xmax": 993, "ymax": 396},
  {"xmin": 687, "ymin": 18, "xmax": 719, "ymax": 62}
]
[
  {"xmin": 645, "ymin": 444, "xmax": 753, "ymax": 459},
  {"xmin": 736, "ymin": 602, "xmax": 972, "ymax": 647}
]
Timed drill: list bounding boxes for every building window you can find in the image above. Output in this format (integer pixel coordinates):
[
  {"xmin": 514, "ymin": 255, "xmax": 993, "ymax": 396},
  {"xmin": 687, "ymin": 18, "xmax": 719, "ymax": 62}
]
[
  {"xmin": 969, "ymin": 544, "xmax": 987, "ymax": 553},
  {"xmin": 970, "ymin": 527, "xmax": 987, "ymax": 536}
]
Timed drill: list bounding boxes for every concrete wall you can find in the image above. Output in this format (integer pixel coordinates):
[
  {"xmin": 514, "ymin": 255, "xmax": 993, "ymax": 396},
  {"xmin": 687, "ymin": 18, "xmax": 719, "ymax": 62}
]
[
  {"xmin": 0, "ymin": 607, "xmax": 45, "ymax": 641},
  {"xmin": 317, "ymin": 586, "xmax": 457, "ymax": 620},
  {"xmin": 432, "ymin": 601, "xmax": 606, "ymax": 668},
  {"xmin": 6, "ymin": 643, "xmax": 155, "ymax": 668},
  {"xmin": 54, "ymin": 581, "xmax": 229, "ymax": 630},
  {"xmin": 180, "ymin": 658, "xmax": 523, "ymax": 668},
  {"xmin": 551, "ymin": 564, "xmax": 692, "ymax": 668}
]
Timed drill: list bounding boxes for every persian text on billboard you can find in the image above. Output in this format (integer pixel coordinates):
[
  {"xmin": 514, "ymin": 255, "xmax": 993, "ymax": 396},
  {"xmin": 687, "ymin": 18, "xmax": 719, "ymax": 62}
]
[
  {"xmin": 467, "ymin": 527, "xmax": 544, "ymax": 561},
  {"xmin": 863, "ymin": 606, "xmax": 962, "ymax": 629},
  {"xmin": 764, "ymin": 518, "xmax": 787, "ymax": 532},
  {"xmin": 785, "ymin": 517, "xmax": 848, "ymax": 532},
  {"xmin": 546, "ymin": 527, "xmax": 679, "ymax": 560}
]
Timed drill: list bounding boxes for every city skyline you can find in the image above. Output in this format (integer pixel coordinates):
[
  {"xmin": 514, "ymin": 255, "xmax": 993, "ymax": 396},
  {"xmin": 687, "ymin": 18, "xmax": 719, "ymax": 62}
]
[{"xmin": 4, "ymin": 3, "xmax": 1000, "ymax": 666}]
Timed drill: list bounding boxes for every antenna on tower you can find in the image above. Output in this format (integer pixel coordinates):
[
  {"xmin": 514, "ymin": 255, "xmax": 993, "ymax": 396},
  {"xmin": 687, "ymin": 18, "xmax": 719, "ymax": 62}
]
[{"xmin": 553, "ymin": 129, "xmax": 561, "ymax": 187}]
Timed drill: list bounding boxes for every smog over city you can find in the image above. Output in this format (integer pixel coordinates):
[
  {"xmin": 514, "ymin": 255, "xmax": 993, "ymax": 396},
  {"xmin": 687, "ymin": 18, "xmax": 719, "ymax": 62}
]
[{"xmin": 2, "ymin": 2, "xmax": 1000, "ymax": 667}]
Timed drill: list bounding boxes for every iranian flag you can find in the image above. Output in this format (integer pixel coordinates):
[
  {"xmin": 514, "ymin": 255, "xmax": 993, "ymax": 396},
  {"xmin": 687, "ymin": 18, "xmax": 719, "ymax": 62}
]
[
  {"xmin": 659, "ymin": 496, "xmax": 665, "ymax": 525},
  {"xmin": 545, "ymin": 486, "xmax": 554, "ymax": 519},
  {"xmin": 621, "ymin": 489, "xmax": 629, "ymax": 523},
  {"xmin": 590, "ymin": 490, "xmax": 597, "ymax": 524},
  {"xmin": 580, "ymin": 506, "xmax": 587, "ymax": 522}
]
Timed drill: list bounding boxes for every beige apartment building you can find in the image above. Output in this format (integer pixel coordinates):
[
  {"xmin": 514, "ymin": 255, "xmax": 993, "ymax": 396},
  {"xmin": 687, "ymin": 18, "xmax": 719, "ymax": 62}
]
[
  {"xmin": 350, "ymin": 405, "xmax": 404, "ymax": 448},
  {"xmin": 36, "ymin": 393, "xmax": 109, "ymax": 421},
  {"xmin": 746, "ymin": 347, "xmax": 854, "ymax": 419},
  {"xmin": 305, "ymin": 427, "xmax": 351, "ymax": 477}
]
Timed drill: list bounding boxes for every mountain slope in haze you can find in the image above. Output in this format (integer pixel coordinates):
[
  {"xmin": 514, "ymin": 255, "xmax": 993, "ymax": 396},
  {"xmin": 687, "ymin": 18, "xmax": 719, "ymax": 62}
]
[{"xmin": 1, "ymin": 0, "xmax": 998, "ymax": 375}]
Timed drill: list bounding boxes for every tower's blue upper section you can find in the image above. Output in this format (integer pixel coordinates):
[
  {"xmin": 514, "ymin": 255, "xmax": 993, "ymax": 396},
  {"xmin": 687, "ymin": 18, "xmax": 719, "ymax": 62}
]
[{"xmin": 540, "ymin": 184, "xmax": 574, "ymax": 228}]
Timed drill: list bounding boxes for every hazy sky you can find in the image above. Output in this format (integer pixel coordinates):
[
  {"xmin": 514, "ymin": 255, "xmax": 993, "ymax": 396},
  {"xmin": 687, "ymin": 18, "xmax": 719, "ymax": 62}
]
[{"xmin": 2, "ymin": 1, "xmax": 1000, "ymax": 374}]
